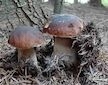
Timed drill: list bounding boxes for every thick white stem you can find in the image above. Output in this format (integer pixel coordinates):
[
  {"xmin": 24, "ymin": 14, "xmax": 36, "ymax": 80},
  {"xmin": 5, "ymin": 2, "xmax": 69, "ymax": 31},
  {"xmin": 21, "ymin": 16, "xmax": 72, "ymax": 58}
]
[
  {"xmin": 53, "ymin": 37, "xmax": 76, "ymax": 64},
  {"xmin": 18, "ymin": 48, "xmax": 39, "ymax": 68}
]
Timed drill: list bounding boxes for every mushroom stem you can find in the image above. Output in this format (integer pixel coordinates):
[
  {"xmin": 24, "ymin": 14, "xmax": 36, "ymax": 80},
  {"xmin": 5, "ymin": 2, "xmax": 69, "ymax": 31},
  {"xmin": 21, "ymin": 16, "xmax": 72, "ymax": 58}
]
[
  {"xmin": 53, "ymin": 37, "xmax": 76, "ymax": 63},
  {"xmin": 18, "ymin": 48, "xmax": 39, "ymax": 68}
]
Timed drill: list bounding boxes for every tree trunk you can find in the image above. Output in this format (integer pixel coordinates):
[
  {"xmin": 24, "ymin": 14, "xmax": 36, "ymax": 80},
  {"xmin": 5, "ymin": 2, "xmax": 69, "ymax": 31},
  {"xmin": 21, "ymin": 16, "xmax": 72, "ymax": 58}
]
[
  {"xmin": 74, "ymin": 0, "xmax": 78, "ymax": 4},
  {"xmin": 89, "ymin": 0, "xmax": 102, "ymax": 7},
  {"xmin": 48, "ymin": 0, "xmax": 55, "ymax": 5},
  {"xmin": 37, "ymin": 0, "xmax": 43, "ymax": 3},
  {"xmin": 53, "ymin": 0, "xmax": 63, "ymax": 14}
]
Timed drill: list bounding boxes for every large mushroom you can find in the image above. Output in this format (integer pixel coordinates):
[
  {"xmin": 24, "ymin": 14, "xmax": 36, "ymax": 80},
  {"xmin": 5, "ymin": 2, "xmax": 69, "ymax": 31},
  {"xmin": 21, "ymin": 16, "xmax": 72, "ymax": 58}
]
[
  {"xmin": 43, "ymin": 14, "xmax": 84, "ymax": 65},
  {"xmin": 8, "ymin": 26, "xmax": 45, "ymax": 69}
]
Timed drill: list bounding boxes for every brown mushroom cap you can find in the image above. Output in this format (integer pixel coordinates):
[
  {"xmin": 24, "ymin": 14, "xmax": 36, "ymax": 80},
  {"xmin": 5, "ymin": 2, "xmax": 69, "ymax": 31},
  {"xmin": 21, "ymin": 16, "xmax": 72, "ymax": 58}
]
[
  {"xmin": 8, "ymin": 26, "xmax": 45, "ymax": 49},
  {"xmin": 44, "ymin": 14, "xmax": 84, "ymax": 38}
]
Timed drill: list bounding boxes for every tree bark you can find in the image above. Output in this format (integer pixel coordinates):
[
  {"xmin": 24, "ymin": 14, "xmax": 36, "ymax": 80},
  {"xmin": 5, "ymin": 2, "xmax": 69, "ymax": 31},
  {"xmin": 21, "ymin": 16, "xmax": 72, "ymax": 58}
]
[
  {"xmin": 48, "ymin": 0, "xmax": 55, "ymax": 5},
  {"xmin": 37, "ymin": 0, "xmax": 43, "ymax": 3},
  {"xmin": 89, "ymin": 0, "xmax": 102, "ymax": 7},
  {"xmin": 74, "ymin": 0, "xmax": 78, "ymax": 4},
  {"xmin": 53, "ymin": 0, "xmax": 63, "ymax": 14}
]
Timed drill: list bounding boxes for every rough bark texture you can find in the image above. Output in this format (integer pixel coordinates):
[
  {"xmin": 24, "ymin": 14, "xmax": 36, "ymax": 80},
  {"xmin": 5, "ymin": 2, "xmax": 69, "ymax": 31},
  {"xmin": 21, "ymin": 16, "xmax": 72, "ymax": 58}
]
[
  {"xmin": 89, "ymin": 0, "xmax": 102, "ymax": 7},
  {"xmin": 37, "ymin": 0, "xmax": 43, "ymax": 3},
  {"xmin": 74, "ymin": 0, "xmax": 78, "ymax": 4},
  {"xmin": 48, "ymin": 0, "xmax": 55, "ymax": 5},
  {"xmin": 53, "ymin": 0, "xmax": 63, "ymax": 14}
]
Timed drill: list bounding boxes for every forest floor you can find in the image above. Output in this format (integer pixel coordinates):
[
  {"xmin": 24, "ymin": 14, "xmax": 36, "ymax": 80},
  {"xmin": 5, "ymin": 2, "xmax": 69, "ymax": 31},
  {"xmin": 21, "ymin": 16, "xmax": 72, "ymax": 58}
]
[{"xmin": 0, "ymin": 3, "xmax": 108, "ymax": 85}]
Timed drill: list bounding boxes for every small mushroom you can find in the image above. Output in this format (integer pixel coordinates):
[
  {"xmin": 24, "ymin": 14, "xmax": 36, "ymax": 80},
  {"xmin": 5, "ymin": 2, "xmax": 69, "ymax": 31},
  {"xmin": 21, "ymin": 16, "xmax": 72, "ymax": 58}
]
[
  {"xmin": 8, "ymin": 26, "xmax": 45, "ymax": 69},
  {"xmin": 43, "ymin": 14, "xmax": 84, "ymax": 64}
]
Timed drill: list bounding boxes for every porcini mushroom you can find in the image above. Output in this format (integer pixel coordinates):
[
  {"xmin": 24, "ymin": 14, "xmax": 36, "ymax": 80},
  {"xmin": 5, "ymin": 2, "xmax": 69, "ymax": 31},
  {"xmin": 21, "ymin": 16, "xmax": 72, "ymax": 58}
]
[
  {"xmin": 43, "ymin": 14, "xmax": 84, "ymax": 64},
  {"xmin": 8, "ymin": 26, "xmax": 45, "ymax": 69}
]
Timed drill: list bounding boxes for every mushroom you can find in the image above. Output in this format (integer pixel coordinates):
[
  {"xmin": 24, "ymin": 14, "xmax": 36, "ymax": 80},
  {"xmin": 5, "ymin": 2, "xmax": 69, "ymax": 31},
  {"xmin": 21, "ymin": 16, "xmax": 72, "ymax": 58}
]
[
  {"xmin": 43, "ymin": 14, "xmax": 84, "ymax": 64},
  {"xmin": 8, "ymin": 26, "xmax": 45, "ymax": 69}
]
